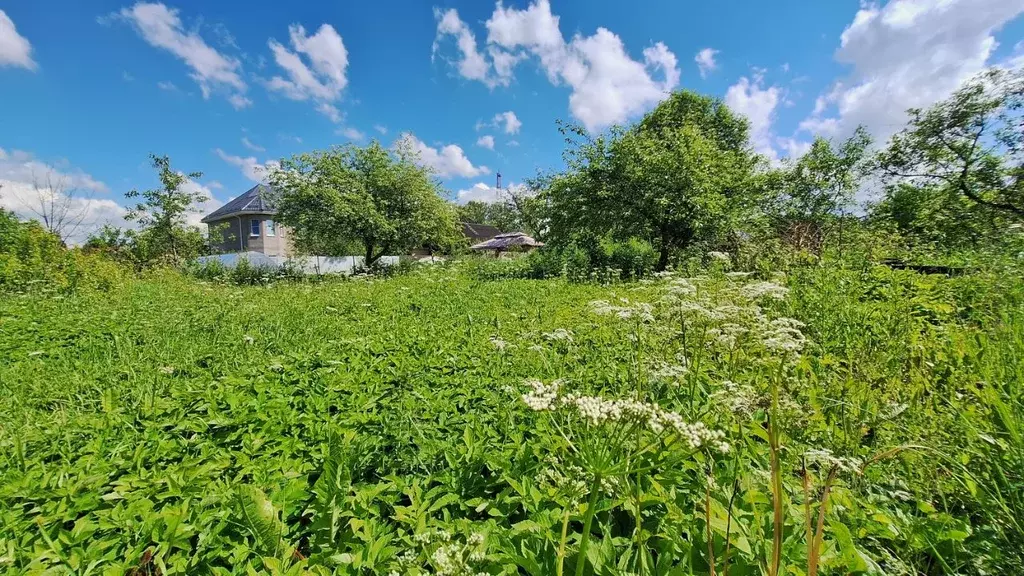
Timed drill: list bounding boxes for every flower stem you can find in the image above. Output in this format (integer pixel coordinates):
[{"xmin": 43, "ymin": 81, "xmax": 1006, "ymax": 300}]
[
  {"xmin": 575, "ymin": 474, "xmax": 603, "ymax": 576},
  {"xmin": 557, "ymin": 505, "xmax": 571, "ymax": 576}
]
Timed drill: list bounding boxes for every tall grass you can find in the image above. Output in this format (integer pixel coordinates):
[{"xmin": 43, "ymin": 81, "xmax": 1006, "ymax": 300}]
[{"xmin": 0, "ymin": 257, "xmax": 1021, "ymax": 574}]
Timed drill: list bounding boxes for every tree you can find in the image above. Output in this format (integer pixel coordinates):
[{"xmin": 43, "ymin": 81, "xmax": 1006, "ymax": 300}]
[
  {"xmin": 768, "ymin": 127, "xmax": 871, "ymax": 251},
  {"xmin": 11, "ymin": 166, "xmax": 94, "ymax": 245},
  {"xmin": 270, "ymin": 141, "xmax": 459, "ymax": 264},
  {"xmin": 124, "ymin": 154, "xmax": 209, "ymax": 260},
  {"xmin": 876, "ymin": 67, "xmax": 1024, "ymax": 222},
  {"xmin": 543, "ymin": 91, "xmax": 759, "ymax": 270}
]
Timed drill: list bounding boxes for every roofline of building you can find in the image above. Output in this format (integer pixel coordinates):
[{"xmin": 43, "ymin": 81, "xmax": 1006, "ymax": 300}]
[{"xmin": 200, "ymin": 209, "xmax": 278, "ymax": 224}]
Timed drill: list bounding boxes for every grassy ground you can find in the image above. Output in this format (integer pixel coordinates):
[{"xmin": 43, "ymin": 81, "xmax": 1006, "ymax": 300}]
[{"xmin": 1, "ymin": 261, "xmax": 1022, "ymax": 575}]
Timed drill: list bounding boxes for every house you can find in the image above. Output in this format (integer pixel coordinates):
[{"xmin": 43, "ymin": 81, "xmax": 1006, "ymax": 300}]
[
  {"xmin": 201, "ymin": 183, "xmax": 295, "ymax": 256},
  {"xmin": 470, "ymin": 231, "xmax": 544, "ymax": 257},
  {"xmin": 461, "ymin": 222, "xmax": 501, "ymax": 245}
]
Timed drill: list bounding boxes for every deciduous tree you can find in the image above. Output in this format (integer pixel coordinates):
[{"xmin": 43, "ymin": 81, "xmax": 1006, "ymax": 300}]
[{"xmin": 271, "ymin": 141, "xmax": 459, "ymax": 264}]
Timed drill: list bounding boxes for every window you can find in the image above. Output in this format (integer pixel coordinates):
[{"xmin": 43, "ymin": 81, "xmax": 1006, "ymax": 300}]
[
  {"xmin": 265, "ymin": 220, "xmax": 276, "ymax": 236},
  {"xmin": 250, "ymin": 219, "xmax": 260, "ymax": 237}
]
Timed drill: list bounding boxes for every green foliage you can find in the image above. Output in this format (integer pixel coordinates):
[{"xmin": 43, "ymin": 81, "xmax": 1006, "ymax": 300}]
[
  {"xmin": 2, "ymin": 258, "xmax": 1023, "ymax": 575},
  {"xmin": 767, "ymin": 127, "xmax": 871, "ymax": 252},
  {"xmin": 543, "ymin": 92, "xmax": 760, "ymax": 270},
  {"xmin": 271, "ymin": 141, "xmax": 460, "ymax": 264},
  {"xmin": 124, "ymin": 154, "xmax": 210, "ymax": 263},
  {"xmin": 872, "ymin": 67, "xmax": 1024, "ymax": 247}
]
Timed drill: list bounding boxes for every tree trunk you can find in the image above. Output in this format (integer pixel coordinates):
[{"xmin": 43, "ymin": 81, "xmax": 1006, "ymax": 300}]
[
  {"xmin": 656, "ymin": 223, "xmax": 671, "ymax": 271},
  {"xmin": 657, "ymin": 244, "xmax": 670, "ymax": 272},
  {"xmin": 364, "ymin": 243, "xmax": 377, "ymax": 266}
]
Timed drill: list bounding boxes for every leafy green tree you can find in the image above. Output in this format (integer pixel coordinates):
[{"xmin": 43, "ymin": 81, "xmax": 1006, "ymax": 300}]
[
  {"xmin": 544, "ymin": 91, "xmax": 759, "ymax": 270},
  {"xmin": 271, "ymin": 141, "xmax": 459, "ymax": 264},
  {"xmin": 124, "ymin": 154, "xmax": 209, "ymax": 260},
  {"xmin": 768, "ymin": 127, "xmax": 871, "ymax": 251},
  {"xmin": 876, "ymin": 68, "xmax": 1024, "ymax": 223},
  {"xmin": 457, "ymin": 201, "xmax": 491, "ymax": 225}
]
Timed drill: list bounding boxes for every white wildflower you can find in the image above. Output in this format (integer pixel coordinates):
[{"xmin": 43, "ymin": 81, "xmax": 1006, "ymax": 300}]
[
  {"xmin": 725, "ymin": 271, "xmax": 753, "ymax": 280},
  {"xmin": 804, "ymin": 448, "xmax": 863, "ymax": 474},
  {"xmin": 489, "ymin": 336, "xmax": 511, "ymax": 351},
  {"xmin": 708, "ymin": 251, "xmax": 731, "ymax": 262},
  {"xmin": 740, "ymin": 281, "xmax": 789, "ymax": 301},
  {"xmin": 243, "ymin": 334, "xmax": 255, "ymax": 345},
  {"xmin": 158, "ymin": 365, "xmax": 175, "ymax": 375},
  {"xmin": 542, "ymin": 328, "xmax": 574, "ymax": 342},
  {"xmin": 522, "ymin": 379, "xmax": 562, "ymax": 411}
]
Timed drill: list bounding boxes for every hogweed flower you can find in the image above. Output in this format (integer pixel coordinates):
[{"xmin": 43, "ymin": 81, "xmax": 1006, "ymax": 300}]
[
  {"xmin": 708, "ymin": 251, "xmax": 731, "ymax": 262},
  {"xmin": 804, "ymin": 448, "xmax": 863, "ymax": 474},
  {"xmin": 740, "ymin": 281, "xmax": 789, "ymax": 301},
  {"xmin": 522, "ymin": 380, "xmax": 729, "ymax": 453},
  {"xmin": 542, "ymin": 328, "xmax": 574, "ymax": 342},
  {"xmin": 589, "ymin": 299, "xmax": 654, "ymax": 322},
  {"xmin": 489, "ymin": 335, "xmax": 511, "ymax": 351}
]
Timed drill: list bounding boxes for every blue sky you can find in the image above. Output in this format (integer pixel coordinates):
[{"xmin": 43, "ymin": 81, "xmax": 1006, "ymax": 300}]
[{"xmin": 1, "ymin": 0, "xmax": 1023, "ymax": 242}]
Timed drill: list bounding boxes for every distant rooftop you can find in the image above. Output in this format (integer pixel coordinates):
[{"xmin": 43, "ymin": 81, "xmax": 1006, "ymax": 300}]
[
  {"xmin": 461, "ymin": 222, "xmax": 501, "ymax": 242},
  {"xmin": 201, "ymin": 183, "xmax": 276, "ymax": 223}
]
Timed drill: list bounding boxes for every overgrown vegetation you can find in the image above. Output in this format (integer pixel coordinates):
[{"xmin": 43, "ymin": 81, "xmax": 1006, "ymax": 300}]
[
  {"xmin": 2, "ymin": 251, "xmax": 1023, "ymax": 575},
  {"xmin": 2, "ymin": 67, "xmax": 1024, "ymax": 575}
]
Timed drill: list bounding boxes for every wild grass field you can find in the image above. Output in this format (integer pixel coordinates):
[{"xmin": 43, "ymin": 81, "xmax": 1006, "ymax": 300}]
[{"xmin": 1, "ymin": 258, "xmax": 1022, "ymax": 576}]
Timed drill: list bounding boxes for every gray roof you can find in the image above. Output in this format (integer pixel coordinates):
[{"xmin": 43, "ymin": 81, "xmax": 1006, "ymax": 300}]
[
  {"xmin": 201, "ymin": 183, "xmax": 277, "ymax": 223},
  {"xmin": 471, "ymin": 232, "xmax": 544, "ymax": 251},
  {"xmin": 461, "ymin": 222, "xmax": 501, "ymax": 242}
]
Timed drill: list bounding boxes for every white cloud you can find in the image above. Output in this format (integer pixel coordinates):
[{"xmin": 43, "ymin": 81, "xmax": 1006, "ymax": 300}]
[
  {"xmin": 494, "ymin": 111, "xmax": 521, "ymax": 134},
  {"xmin": 266, "ymin": 23, "xmax": 349, "ymax": 121},
  {"xmin": 374, "ymin": 124, "xmax": 388, "ymax": 135},
  {"xmin": 339, "ymin": 127, "xmax": 365, "ymax": 141},
  {"xmin": 207, "ymin": 180, "xmax": 224, "ymax": 189},
  {"xmin": 694, "ymin": 48, "xmax": 718, "ymax": 78},
  {"xmin": 214, "ymin": 148, "xmax": 279, "ymax": 182},
  {"xmin": 457, "ymin": 182, "xmax": 503, "ymax": 204},
  {"xmin": 241, "ymin": 137, "xmax": 265, "ymax": 152},
  {"xmin": 0, "ymin": 10, "xmax": 36, "ymax": 70},
  {"xmin": 725, "ymin": 76, "xmax": 781, "ymax": 160},
  {"xmin": 433, "ymin": 0, "xmax": 680, "ymax": 132},
  {"xmin": 157, "ymin": 80, "xmax": 179, "ymax": 91},
  {"xmin": 116, "ymin": 2, "xmax": 248, "ymax": 107},
  {"xmin": 799, "ymin": 0, "xmax": 1024, "ymax": 142},
  {"xmin": 432, "ymin": 7, "xmax": 520, "ymax": 88},
  {"xmin": 180, "ymin": 179, "xmax": 223, "ymax": 228},
  {"xmin": 776, "ymin": 137, "xmax": 812, "ymax": 161},
  {"xmin": 476, "ymin": 135, "xmax": 495, "ymax": 150},
  {"xmin": 227, "ymin": 94, "xmax": 252, "ymax": 110},
  {"xmin": 0, "ymin": 148, "xmax": 123, "ymax": 244},
  {"xmin": 395, "ymin": 133, "xmax": 489, "ymax": 178}
]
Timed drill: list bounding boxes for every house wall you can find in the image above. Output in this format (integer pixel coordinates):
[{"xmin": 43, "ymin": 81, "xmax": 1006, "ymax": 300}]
[{"xmin": 207, "ymin": 216, "xmax": 294, "ymax": 256}]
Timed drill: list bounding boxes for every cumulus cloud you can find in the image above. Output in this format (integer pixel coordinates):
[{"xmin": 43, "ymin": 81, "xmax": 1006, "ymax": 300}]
[
  {"xmin": 494, "ymin": 111, "xmax": 522, "ymax": 134},
  {"xmin": 725, "ymin": 75, "xmax": 782, "ymax": 160},
  {"xmin": 433, "ymin": 0, "xmax": 680, "ymax": 132},
  {"xmin": 266, "ymin": 23, "xmax": 349, "ymax": 122},
  {"xmin": 0, "ymin": 9, "xmax": 36, "ymax": 70},
  {"xmin": 338, "ymin": 126, "xmax": 365, "ymax": 141},
  {"xmin": 395, "ymin": 133, "xmax": 489, "ymax": 178},
  {"xmin": 476, "ymin": 135, "xmax": 495, "ymax": 150},
  {"xmin": 432, "ymin": 7, "xmax": 521, "ymax": 88},
  {"xmin": 694, "ymin": 48, "xmax": 718, "ymax": 78},
  {"xmin": 0, "ymin": 148, "xmax": 124, "ymax": 244},
  {"xmin": 457, "ymin": 182, "xmax": 503, "ymax": 204},
  {"xmin": 799, "ymin": 0, "xmax": 1024, "ymax": 142},
  {"xmin": 214, "ymin": 148, "xmax": 279, "ymax": 182},
  {"xmin": 115, "ymin": 2, "xmax": 249, "ymax": 107}
]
